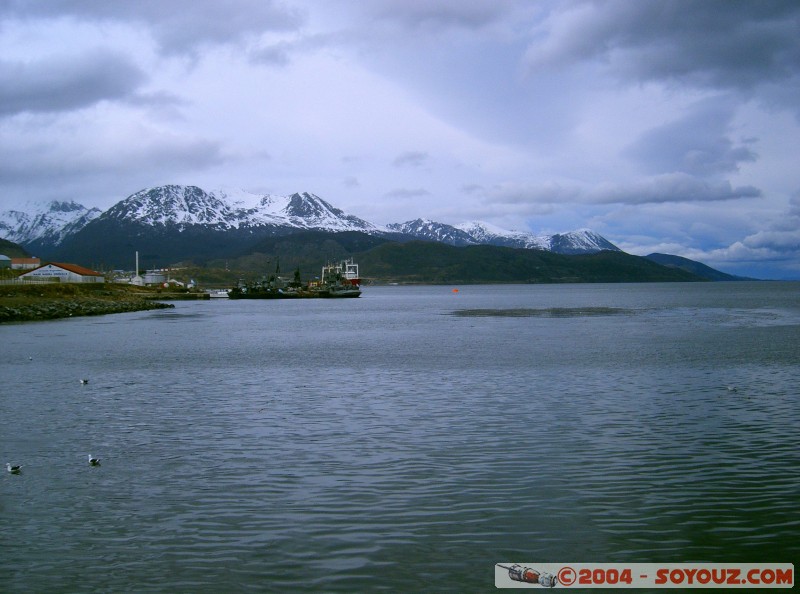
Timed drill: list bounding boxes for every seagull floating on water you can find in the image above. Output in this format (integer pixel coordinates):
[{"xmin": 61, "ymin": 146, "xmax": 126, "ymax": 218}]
[
  {"xmin": 727, "ymin": 386, "xmax": 738, "ymax": 393},
  {"xmin": 80, "ymin": 379, "xmax": 89, "ymax": 385},
  {"xmin": 6, "ymin": 463, "xmax": 22, "ymax": 474},
  {"xmin": 88, "ymin": 454, "xmax": 100, "ymax": 466}
]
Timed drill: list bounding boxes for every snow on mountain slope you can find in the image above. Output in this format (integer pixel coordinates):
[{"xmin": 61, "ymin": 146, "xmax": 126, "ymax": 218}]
[
  {"xmin": 101, "ymin": 185, "xmax": 243, "ymax": 229},
  {"xmin": 455, "ymin": 221, "xmax": 551, "ymax": 250},
  {"xmin": 1, "ymin": 184, "xmax": 620, "ymax": 255},
  {"xmin": 0, "ymin": 200, "xmax": 101, "ymax": 245},
  {"xmin": 279, "ymin": 192, "xmax": 380, "ymax": 231},
  {"xmin": 97, "ymin": 186, "xmax": 379, "ymax": 233},
  {"xmin": 545, "ymin": 229, "xmax": 621, "ymax": 254},
  {"xmin": 386, "ymin": 219, "xmax": 477, "ymax": 245},
  {"xmin": 0, "ymin": 209, "xmax": 29, "ymax": 243},
  {"xmin": 385, "ymin": 219, "xmax": 618, "ymax": 253}
]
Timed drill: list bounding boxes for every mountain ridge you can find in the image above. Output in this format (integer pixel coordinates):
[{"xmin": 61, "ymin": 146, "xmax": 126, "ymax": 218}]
[
  {"xmin": 1, "ymin": 184, "xmax": 616, "ymax": 256},
  {"xmin": 0, "ymin": 184, "xmax": 742, "ymax": 282},
  {"xmin": 645, "ymin": 253, "xmax": 756, "ymax": 281},
  {"xmin": 0, "ymin": 200, "xmax": 102, "ymax": 249}
]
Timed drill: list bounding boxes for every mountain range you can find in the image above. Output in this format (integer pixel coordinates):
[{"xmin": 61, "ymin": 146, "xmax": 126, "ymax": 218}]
[
  {"xmin": 1, "ymin": 184, "xmax": 750, "ymax": 282},
  {"xmin": 1, "ymin": 185, "xmax": 618, "ymax": 266}
]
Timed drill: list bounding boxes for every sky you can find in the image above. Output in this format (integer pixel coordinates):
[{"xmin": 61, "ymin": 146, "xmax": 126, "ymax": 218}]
[{"xmin": 1, "ymin": 1, "xmax": 799, "ymax": 279}]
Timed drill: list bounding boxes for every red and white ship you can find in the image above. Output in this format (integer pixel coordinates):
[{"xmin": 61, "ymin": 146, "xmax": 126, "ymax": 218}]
[{"xmin": 321, "ymin": 258, "xmax": 361, "ymax": 287}]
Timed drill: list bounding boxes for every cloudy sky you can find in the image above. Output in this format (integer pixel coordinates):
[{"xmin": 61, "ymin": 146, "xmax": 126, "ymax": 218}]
[{"xmin": 1, "ymin": 1, "xmax": 799, "ymax": 278}]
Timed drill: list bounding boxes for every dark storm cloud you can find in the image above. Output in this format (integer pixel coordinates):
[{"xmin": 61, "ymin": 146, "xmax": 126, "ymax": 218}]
[
  {"xmin": 528, "ymin": 0, "xmax": 800, "ymax": 91},
  {"xmin": 363, "ymin": 0, "xmax": 516, "ymax": 30},
  {"xmin": 589, "ymin": 174, "xmax": 761, "ymax": 205},
  {"xmin": 0, "ymin": 51, "xmax": 145, "ymax": 116},
  {"xmin": 0, "ymin": 0, "xmax": 303, "ymax": 55},
  {"xmin": 487, "ymin": 174, "xmax": 761, "ymax": 209},
  {"xmin": 624, "ymin": 98, "xmax": 758, "ymax": 176},
  {"xmin": 0, "ymin": 133, "xmax": 225, "ymax": 184}
]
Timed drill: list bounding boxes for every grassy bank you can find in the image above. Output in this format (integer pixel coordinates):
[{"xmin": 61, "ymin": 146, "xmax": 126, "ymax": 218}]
[{"xmin": 0, "ymin": 283, "xmax": 176, "ymax": 323}]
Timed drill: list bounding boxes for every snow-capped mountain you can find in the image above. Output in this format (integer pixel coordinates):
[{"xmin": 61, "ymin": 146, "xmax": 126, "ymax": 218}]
[
  {"xmin": 545, "ymin": 229, "xmax": 621, "ymax": 254},
  {"xmin": 254, "ymin": 192, "xmax": 379, "ymax": 231},
  {"xmin": 0, "ymin": 184, "xmax": 619, "ymax": 261},
  {"xmin": 386, "ymin": 219, "xmax": 477, "ymax": 246},
  {"xmin": 0, "ymin": 200, "xmax": 102, "ymax": 247},
  {"xmin": 99, "ymin": 185, "xmax": 379, "ymax": 233},
  {"xmin": 387, "ymin": 220, "xmax": 619, "ymax": 254},
  {"xmin": 101, "ymin": 185, "xmax": 243, "ymax": 229},
  {"xmin": 453, "ymin": 222, "xmax": 620, "ymax": 253},
  {"xmin": 455, "ymin": 221, "xmax": 551, "ymax": 250}
]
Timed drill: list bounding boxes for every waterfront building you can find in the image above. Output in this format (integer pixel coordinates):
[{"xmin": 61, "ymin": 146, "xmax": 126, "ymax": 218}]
[{"xmin": 19, "ymin": 262, "xmax": 105, "ymax": 284}]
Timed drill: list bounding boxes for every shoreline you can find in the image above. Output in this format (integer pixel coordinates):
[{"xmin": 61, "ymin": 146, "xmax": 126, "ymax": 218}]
[
  {"xmin": 0, "ymin": 283, "xmax": 180, "ymax": 324},
  {"xmin": 0, "ymin": 297, "xmax": 174, "ymax": 323}
]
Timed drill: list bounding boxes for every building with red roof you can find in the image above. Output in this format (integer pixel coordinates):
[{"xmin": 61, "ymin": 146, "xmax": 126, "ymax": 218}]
[{"xmin": 19, "ymin": 262, "xmax": 105, "ymax": 283}]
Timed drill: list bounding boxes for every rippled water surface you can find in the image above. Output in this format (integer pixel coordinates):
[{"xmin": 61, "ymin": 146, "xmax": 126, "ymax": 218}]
[{"xmin": 1, "ymin": 283, "xmax": 798, "ymax": 592}]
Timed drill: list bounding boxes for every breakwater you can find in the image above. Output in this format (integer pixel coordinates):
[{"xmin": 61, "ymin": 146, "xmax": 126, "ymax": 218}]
[
  {"xmin": 0, "ymin": 298, "xmax": 173, "ymax": 323},
  {"xmin": 0, "ymin": 283, "xmax": 175, "ymax": 323}
]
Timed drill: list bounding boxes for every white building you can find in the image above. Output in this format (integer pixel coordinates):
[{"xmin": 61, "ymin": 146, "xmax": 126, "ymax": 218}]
[
  {"xmin": 143, "ymin": 271, "xmax": 166, "ymax": 285},
  {"xmin": 20, "ymin": 262, "xmax": 105, "ymax": 283}
]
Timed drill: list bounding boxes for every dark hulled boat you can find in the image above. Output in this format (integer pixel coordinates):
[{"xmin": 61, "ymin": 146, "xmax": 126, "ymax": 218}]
[{"xmin": 228, "ymin": 258, "xmax": 361, "ymax": 299}]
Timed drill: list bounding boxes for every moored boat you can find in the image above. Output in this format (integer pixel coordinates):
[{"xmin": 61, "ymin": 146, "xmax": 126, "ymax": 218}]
[
  {"xmin": 315, "ymin": 258, "xmax": 362, "ymax": 297},
  {"xmin": 228, "ymin": 258, "xmax": 362, "ymax": 299},
  {"xmin": 316, "ymin": 284, "xmax": 362, "ymax": 298}
]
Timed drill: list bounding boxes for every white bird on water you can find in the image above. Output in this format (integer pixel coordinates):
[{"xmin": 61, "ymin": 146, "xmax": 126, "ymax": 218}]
[
  {"xmin": 6, "ymin": 463, "xmax": 22, "ymax": 474},
  {"xmin": 88, "ymin": 454, "xmax": 101, "ymax": 466}
]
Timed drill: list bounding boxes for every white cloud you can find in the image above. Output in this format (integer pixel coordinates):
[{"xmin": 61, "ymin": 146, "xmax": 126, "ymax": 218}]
[
  {"xmin": 384, "ymin": 188, "xmax": 430, "ymax": 199},
  {"xmin": 392, "ymin": 151, "xmax": 429, "ymax": 167}
]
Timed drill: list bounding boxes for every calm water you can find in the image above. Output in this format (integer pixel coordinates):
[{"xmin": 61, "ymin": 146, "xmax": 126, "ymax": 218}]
[{"xmin": 1, "ymin": 283, "xmax": 798, "ymax": 592}]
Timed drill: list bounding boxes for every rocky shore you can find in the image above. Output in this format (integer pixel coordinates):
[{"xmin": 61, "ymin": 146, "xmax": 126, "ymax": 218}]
[
  {"xmin": 0, "ymin": 283, "xmax": 176, "ymax": 323},
  {"xmin": 0, "ymin": 298, "xmax": 174, "ymax": 323}
]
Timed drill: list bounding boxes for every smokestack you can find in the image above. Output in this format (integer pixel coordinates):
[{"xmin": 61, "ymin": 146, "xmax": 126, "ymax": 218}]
[{"xmin": 136, "ymin": 251, "xmax": 139, "ymax": 276}]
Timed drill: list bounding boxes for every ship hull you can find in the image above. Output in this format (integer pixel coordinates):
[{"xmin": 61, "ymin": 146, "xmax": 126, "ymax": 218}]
[{"xmin": 227, "ymin": 288, "xmax": 361, "ymax": 299}]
